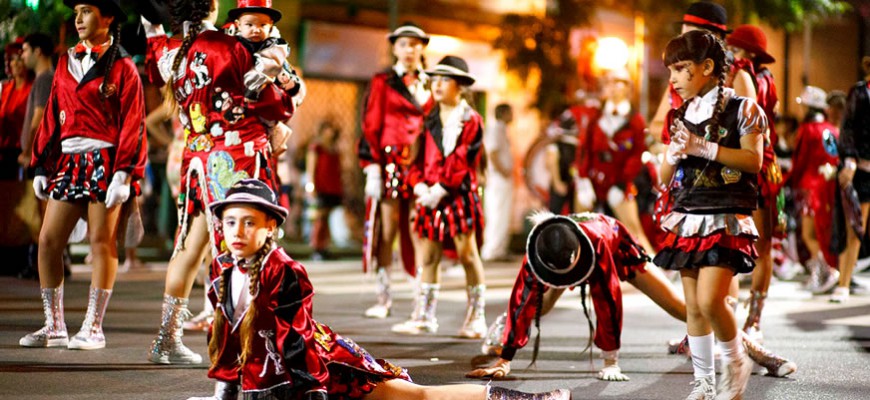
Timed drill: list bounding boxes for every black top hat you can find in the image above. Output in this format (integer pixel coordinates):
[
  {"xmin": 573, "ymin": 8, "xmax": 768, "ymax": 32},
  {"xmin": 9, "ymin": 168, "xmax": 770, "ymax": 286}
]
[
  {"xmin": 388, "ymin": 22, "xmax": 430, "ymax": 45},
  {"xmin": 526, "ymin": 215, "xmax": 595, "ymax": 288},
  {"xmin": 228, "ymin": 0, "xmax": 283, "ymax": 23},
  {"xmin": 209, "ymin": 179, "xmax": 288, "ymax": 225},
  {"xmin": 133, "ymin": 0, "xmax": 169, "ymax": 26},
  {"xmin": 679, "ymin": 1, "xmax": 730, "ymax": 35},
  {"xmin": 63, "ymin": 0, "xmax": 126, "ymax": 20},
  {"xmin": 425, "ymin": 55, "xmax": 476, "ymax": 86}
]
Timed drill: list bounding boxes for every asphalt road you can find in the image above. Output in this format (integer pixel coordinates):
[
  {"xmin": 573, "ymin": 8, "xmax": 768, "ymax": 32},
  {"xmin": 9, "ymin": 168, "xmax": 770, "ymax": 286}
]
[{"xmin": 2, "ymin": 257, "xmax": 869, "ymax": 399}]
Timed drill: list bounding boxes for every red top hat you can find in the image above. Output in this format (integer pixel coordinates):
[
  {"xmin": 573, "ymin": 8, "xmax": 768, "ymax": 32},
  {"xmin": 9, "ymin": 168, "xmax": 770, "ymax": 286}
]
[
  {"xmin": 726, "ymin": 25, "xmax": 775, "ymax": 64},
  {"xmin": 228, "ymin": 0, "xmax": 282, "ymax": 23}
]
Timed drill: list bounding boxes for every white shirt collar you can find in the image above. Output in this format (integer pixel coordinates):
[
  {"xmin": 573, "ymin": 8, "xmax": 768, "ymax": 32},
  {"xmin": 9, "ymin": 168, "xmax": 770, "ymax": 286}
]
[{"xmin": 684, "ymin": 87, "xmax": 734, "ymax": 125}]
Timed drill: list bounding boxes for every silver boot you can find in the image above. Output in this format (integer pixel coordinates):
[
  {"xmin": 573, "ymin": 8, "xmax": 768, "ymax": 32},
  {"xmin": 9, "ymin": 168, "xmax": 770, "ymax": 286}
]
[
  {"xmin": 148, "ymin": 294, "xmax": 203, "ymax": 364},
  {"xmin": 481, "ymin": 312, "xmax": 507, "ymax": 356},
  {"xmin": 19, "ymin": 286, "xmax": 69, "ymax": 347},
  {"xmin": 364, "ymin": 267, "xmax": 391, "ymax": 319},
  {"xmin": 458, "ymin": 284, "xmax": 487, "ymax": 338},
  {"xmin": 68, "ymin": 286, "xmax": 112, "ymax": 350},
  {"xmin": 186, "ymin": 381, "xmax": 240, "ymax": 400},
  {"xmin": 742, "ymin": 333, "xmax": 797, "ymax": 377},
  {"xmin": 742, "ymin": 291, "xmax": 766, "ymax": 343},
  {"xmin": 391, "ymin": 282, "xmax": 439, "ymax": 334},
  {"xmin": 487, "ymin": 386, "xmax": 572, "ymax": 400}
]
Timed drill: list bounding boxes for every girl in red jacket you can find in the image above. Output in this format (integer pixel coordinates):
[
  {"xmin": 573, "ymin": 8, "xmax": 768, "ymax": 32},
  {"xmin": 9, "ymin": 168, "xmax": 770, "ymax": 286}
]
[
  {"xmin": 193, "ymin": 179, "xmax": 570, "ymax": 400},
  {"xmin": 391, "ymin": 56, "xmax": 487, "ymax": 338},
  {"xmin": 144, "ymin": 0, "xmax": 296, "ymax": 365},
  {"xmin": 20, "ymin": 0, "xmax": 146, "ymax": 351}
]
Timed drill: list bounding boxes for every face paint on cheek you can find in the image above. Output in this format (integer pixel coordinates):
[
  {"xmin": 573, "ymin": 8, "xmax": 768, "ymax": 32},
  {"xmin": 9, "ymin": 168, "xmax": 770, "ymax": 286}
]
[{"xmin": 686, "ymin": 70, "xmax": 694, "ymax": 82}]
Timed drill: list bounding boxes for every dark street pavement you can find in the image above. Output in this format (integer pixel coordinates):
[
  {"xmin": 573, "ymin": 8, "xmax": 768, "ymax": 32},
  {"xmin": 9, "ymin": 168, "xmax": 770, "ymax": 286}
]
[{"xmin": 2, "ymin": 256, "xmax": 870, "ymax": 399}]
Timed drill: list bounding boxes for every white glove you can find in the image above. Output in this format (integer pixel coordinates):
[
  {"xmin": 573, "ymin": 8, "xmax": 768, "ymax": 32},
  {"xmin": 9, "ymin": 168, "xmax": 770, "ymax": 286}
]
[
  {"xmin": 363, "ymin": 164, "xmax": 382, "ymax": 200},
  {"xmin": 683, "ymin": 131, "xmax": 719, "ymax": 161},
  {"xmin": 665, "ymin": 120, "xmax": 689, "ymax": 165},
  {"xmin": 32, "ymin": 175, "xmax": 49, "ymax": 201},
  {"xmin": 575, "ymin": 177, "xmax": 596, "ymax": 210},
  {"xmin": 598, "ymin": 364, "xmax": 630, "ymax": 381},
  {"xmin": 818, "ymin": 163, "xmax": 837, "ymax": 181},
  {"xmin": 418, "ymin": 184, "xmax": 448, "ymax": 209},
  {"xmin": 413, "ymin": 183, "xmax": 430, "ymax": 198},
  {"xmin": 606, "ymin": 185, "xmax": 624, "ymax": 208},
  {"xmin": 105, "ymin": 171, "xmax": 131, "ymax": 208}
]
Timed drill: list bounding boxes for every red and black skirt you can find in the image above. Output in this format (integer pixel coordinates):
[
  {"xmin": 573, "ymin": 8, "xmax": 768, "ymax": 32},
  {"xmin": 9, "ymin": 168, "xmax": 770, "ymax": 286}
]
[
  {"xmin": 46, "ymin": 148, "xmax": 140, "ymax": 202},
  {"xmin": 414, "ymin": 190, "xmax": 484, "ymax": 242},
  {"xmin": 381, "ymin": 145, "xmax": 414, "ymax": 200},
  {"xmin": 652, "ymin": 212, "xmax": 758, "ymax": 274}
]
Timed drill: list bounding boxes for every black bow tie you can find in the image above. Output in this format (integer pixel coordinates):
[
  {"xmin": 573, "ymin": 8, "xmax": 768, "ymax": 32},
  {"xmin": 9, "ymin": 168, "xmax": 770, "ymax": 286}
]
[{"xmin": 75, "ymin": 50, "xmax": 98, "ymax": 62}]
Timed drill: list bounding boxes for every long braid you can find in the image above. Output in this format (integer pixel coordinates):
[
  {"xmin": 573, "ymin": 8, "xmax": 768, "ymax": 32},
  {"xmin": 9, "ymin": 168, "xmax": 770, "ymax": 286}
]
[
  {"xmin": 706, "ymin": 35, "xmax": 730, "ymax": 144},
  {"xmin": 528, "ymin": 279, "xmax": 544, "ymax": 369},
  {"xmin": 163, "ymin": 0, "xmax": 211, "ymax": 112},
  {"xmin": 99, "ymin": 23, "xmax": 121, "ymax": 100},
  {"xmin": 208, "ymin": 265, "xmax": 230, "ymax": 366},
  {"xmin": 239, "ymin": 235, "xmax": 275, "ymax": 367}
]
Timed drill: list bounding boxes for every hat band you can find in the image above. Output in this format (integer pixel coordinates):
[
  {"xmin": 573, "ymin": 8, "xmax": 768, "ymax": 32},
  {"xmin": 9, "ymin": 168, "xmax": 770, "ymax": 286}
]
[
  {"xmin": 682, "ymin": 14, "xmax": 727, "ymax": 31},
  {"xmin": 431, "ymin": 64, "xmax": 468, "ymax": 77},
  {"xmin": 392, "ymin": 26, "xmax": 427, "ymax": 38},
  {"xmin": 223, "ymin": 192, "xmax": 275, "ymax": 206}
]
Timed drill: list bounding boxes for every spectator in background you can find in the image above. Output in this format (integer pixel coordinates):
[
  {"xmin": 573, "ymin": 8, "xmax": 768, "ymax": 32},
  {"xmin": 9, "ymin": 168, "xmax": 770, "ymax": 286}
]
[
  {"xmin": 0, "ymin": 38, "xmax": 35, "ymax": 277},
  {"xmin": 306, "ymin": 120, "xmax": 344, "ymax": 260},
  {"xmin": 480, "ymin": 103, "xmax": 514, "ymax": 261},
  {"xmin": 827, "ymin": 90, "xmax": 847, "ymax": 129}
]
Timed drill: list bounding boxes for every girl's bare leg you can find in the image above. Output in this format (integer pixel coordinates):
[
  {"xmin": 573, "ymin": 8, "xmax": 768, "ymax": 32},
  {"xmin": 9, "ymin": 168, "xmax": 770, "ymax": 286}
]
[
  {"xmin": 38, "ymin": 200, "xmax": 86, "ymax": 289},
  {"xmin": 611, "ymin": 199, "xmax": 655, "ymax": 255},
  {"xmin": 366, "ymin": 379, "xmax": 486, "ymax": 400},
  {"xmin": 164, "ymin": 213, "xmax": 210, "ymax": 298},
  {"xmin": 629, "ymin": 265, "xmax": 687, "ymax": 321},
  {"xmin": 87, "ymin": 201, "xmax": 124, "ymax": 290}
]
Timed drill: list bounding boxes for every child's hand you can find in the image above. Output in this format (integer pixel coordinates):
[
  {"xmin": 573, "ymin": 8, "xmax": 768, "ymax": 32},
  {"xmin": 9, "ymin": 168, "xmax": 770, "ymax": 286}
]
[
  {"xmin": 665, "ymin": 122, "xmax": 688, "ymax": 165},
  {"xmin": 465, "ymin": 358, "xmax": 511, "ymax": 379}
]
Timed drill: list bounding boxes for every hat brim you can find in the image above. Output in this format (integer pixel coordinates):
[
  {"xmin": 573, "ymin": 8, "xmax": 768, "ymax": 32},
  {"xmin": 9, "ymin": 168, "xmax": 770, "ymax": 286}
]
[
  {"xmin": 425, "ymin": 66, "xmax": 475, "ymax": 86},
  {"xmin": 725, "ymin": 37, "xmax": 775, "ymax": 64},
  {"xmin": 64, "ymin": 0, "xmax": 126, "ymax": 19},
  {"xmin": 209, "ymin": 194, "xmax": 288, "ymax": 226},
  {"xmin": 526, "ymin": 216, "xmax": 596, "ymax": 288},
  {"xmin": 388, "ymin": 33, "xmax": 430, "ymax": 45},
  {"xmin": 228, "ymin": 7, "xmax": 283, "ymax": 23},
  {"xmin": 675, "ymin": 21, "xmax": 731, "ymax": 35}
]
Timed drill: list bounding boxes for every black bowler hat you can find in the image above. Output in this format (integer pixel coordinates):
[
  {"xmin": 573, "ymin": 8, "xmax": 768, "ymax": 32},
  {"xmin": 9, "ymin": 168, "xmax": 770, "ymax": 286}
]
[
  {"xmin": 209, "ymin": 179, "xmax": 288, "ymax": 225},
  {"xmin": 526, "ymin": 213, "xmax": 595, "ymax": 288},
  {"xmin": 133, "ymin": 0, "xmax": 169, "ymax": 26},
  {"xmin": 228, "ymin": 0, "xmax": 283, "ymax": 23},
  {"xmin": 63, "ymin": 0, "xmax": 126, "ymax": 20},
  {"xmin": 387, "ymin": 22, "xmax": 430, "ymax": 45},
  {"xmin": 426, "ymin": 55, "xmax": 476, "ymax": 86},
  {"xmin": 678, "ymin": 1, "xmax": 730, "ymax": 35}
]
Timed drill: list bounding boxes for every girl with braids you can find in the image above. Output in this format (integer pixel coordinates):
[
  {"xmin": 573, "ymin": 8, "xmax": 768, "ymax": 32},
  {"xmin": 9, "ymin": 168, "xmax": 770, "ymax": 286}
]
[
  {"xmin": 20, "ymin": 0, "xmax": 147, "ymax": 351},
  {"xmin": 193, "ymin": 179, "xmax": 572, "ymax": 400},
  {"xmin": 654, "ymin": 30, "xmax": 767, "ymax": 400},
  {"xmin": 146, "ymin": 0, "xmax": 296, "ymax": 365}
]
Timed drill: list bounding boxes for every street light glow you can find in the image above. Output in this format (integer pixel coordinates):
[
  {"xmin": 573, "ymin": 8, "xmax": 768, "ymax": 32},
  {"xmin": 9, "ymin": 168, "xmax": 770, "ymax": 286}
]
[
  {"xmin": 26, "ymin": 0, "xmax": 39, "ymax": 10},
  {"xmin": 593, "ymin": 36, "xmax": 630, "ymax": 71}
]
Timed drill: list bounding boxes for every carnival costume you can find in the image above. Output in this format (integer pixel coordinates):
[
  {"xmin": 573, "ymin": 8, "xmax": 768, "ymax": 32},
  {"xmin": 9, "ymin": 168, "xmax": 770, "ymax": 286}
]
[
  {"xmin": 653, "ymin": 87, "xmax": 766, "ymax": 274},
  {"xmin": 142, "ymin": 15, "xmax": 295, "ymax": 365},
  {"xmin": 192, "ymin": 179, "xmax": 571, "ymax": 400},
  {"xmin": 22, "ymin": 0, "xmax": 146, "ymax": 351},
  {"xmin": 358, "ymin": 23, "xmax": 435, "ymax": 318},
  {"xmin": 788, "ymin": 86, "xmax": 841, "ymax": 292}
]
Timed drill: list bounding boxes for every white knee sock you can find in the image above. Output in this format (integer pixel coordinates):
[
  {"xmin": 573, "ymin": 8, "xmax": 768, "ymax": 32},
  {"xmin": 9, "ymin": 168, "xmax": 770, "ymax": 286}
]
[
  {"xmin": 718, "ymin": 335, "xmax": 744, "ymax": 366},
  {"xmin": 688, "ymin": 333, "xmax": 716, "ymax": 379}
]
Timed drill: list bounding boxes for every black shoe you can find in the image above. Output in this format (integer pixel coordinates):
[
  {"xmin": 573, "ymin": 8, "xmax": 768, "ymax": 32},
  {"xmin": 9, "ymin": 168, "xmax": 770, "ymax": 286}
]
[{"xmin": 17, "ymin": 266, "xmax": 39, "ymax": 280}]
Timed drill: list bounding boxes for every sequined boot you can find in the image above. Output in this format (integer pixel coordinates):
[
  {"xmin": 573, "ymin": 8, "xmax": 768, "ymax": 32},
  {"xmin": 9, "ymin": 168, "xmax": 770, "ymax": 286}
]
[
  {"xmin": 458, "ymin": 284, "xmax": 487, "ymax": 338},
  {"xmin": 741, "ymin": 333, "xmax": 797, "ymax": 377},
  {"xmin": 391, "ymin": 282, "xmax": 439, "ymax": 334},
  {"xmin": 186, "ymin": 381, "xmax": 240, "ymax": 400},
  {"xmin": 19, "ymin": 286, "xmax": 68, "ymax": 347},
  {"xmin": 486, "ymin": 386, "xmax": 572, "ymax": 400},
  {"xmin": 742, "ymin": 291, "xmax": 766, "ymax": 343},
  {"xmin": 148, "ymin": 294, "xmax": 203, "ymax": 364},
  {"xmin": 364, "ymin": 267, "xmax": 391, "ymax": 319},
  {"xmin": 481, "ymin": 312, "xmax": 507, "ymax": 356},
  {"xmin": 68, "ymin": 286, "xmax": 112, "ymax": 350}
]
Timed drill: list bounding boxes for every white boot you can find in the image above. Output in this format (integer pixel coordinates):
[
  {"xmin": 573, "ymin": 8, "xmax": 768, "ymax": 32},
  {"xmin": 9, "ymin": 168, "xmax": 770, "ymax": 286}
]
[
  {"xmin": 148, "ymin": 294, "xmax": 203, "ymax": 364},
  {"xmin": 364, "ymin": 267, "xmax": 391, "ymax": 318},
  {"xmin": 458, "ymin": 284, "xmax": 487, "ymax": 338},
  {"xmin": 68, "ymin": 286, "xmax": 112, "ymax": 350},
  {"xmin": 392, "ymin": 283, "xmax": 439, "ymax": 334},
  {"xmin": 19, "ymin": 286, "xmax": 68, "ymax": 347},
  {"xmin": 481, "ymin": 312, "xmax": 507, "ymax": 355}
]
